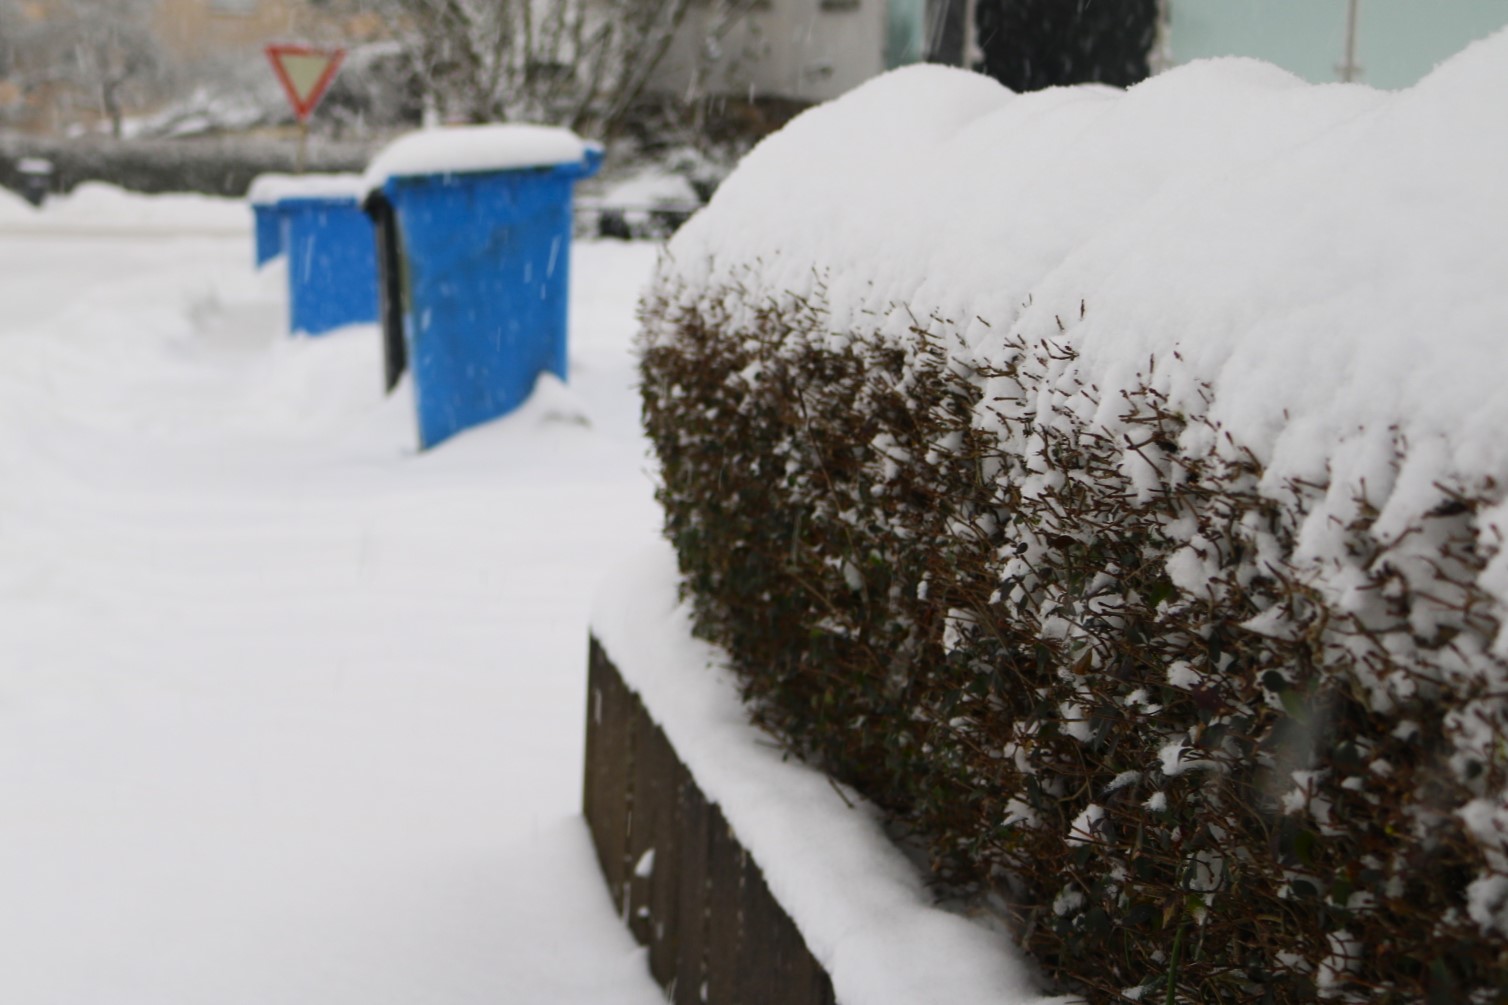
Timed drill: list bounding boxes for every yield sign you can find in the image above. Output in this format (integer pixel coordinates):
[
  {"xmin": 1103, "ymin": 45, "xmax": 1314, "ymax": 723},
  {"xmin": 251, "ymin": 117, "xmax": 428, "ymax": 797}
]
[{"xmin": 265, "ymin": 43, "xmax": 345, "ymax": 122}]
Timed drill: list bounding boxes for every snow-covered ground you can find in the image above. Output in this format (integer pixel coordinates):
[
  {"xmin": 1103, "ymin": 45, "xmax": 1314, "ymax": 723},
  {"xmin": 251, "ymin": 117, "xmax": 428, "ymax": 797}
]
[{"xmin": 0, "ymin": 185, "xmax": 667, "ymax": 1004}]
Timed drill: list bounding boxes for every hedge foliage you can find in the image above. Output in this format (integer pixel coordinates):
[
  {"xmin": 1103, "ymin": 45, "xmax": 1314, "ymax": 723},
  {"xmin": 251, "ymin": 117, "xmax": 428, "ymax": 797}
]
[
  {"xmin": 0, "ymin": 136, "xmax": 373, "ymax": 199},
  {"xmin": 638, "ymin": 272, "xmax": 1508, "ymax": 1003}
]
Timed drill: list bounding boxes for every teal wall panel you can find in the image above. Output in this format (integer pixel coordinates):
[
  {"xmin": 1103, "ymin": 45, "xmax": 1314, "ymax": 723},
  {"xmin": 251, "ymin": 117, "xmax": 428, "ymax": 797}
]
[{"xmin": 1170, "ymin": 0, "xmax": 1508, "ymax": 88}]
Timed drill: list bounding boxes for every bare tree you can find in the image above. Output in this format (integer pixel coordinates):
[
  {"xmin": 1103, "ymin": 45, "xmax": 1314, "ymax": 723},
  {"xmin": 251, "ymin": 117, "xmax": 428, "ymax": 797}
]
[
  {"xmin": 0, "ymin": 2, "xmax": 19, "ymax": 79},
  {"xmin": 5, "ymin": 0, "xmax": 169, "ymax": 137},
  {"xmin": 680, "ymin": 0, "xmax": 767, "ymax": 135},
  {"xmin": 373, "ymin": 0, "xmax": 705, "ymax": 137}
]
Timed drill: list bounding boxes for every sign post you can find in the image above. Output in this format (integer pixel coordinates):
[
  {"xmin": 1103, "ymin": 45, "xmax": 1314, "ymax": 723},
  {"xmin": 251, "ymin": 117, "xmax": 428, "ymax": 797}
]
[{"xmin": 265, "ymin": 43, "xmax": 345, "ymax": 173}]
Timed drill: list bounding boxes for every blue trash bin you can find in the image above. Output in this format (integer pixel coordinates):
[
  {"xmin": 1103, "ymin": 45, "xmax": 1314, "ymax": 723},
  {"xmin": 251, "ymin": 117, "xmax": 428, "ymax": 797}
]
[
  {"xmin": 248, "ymin": 174, "xmax": 379, "ymax": 336},
  {"xmin": 363, "ymin": 125, "xmax": 602, "ymax": 449},
  {"xmin": 280, "ymin": 190, "xmax": 381, "ymax": 336},
  {"xmin": 252, "ymin": 204, "xmax": 283, "ymax": 266},
  {"xmin": 247, "ymin": 173, "xmax": 293, "ymax": 267}
]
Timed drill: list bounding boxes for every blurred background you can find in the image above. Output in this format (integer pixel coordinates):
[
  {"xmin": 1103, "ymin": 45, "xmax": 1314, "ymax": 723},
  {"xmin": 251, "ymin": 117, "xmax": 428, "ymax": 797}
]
[{"xmin": 1, "ymin": 0, "xmax": 1505, "ymax": 203}]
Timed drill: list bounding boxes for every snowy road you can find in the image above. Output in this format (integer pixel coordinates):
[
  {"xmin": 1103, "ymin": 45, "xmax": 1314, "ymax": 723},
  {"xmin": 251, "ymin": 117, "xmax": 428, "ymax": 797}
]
[{"xmin": 0, "ymin": 187, "xmax": 664, "ymax": 1004}]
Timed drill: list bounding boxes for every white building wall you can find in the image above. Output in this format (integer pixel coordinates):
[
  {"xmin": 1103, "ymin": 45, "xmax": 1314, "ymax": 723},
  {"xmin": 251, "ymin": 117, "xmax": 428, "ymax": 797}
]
[{"xmin": 653, "ymin": 0, "xmax": 887, "ymax": 105}]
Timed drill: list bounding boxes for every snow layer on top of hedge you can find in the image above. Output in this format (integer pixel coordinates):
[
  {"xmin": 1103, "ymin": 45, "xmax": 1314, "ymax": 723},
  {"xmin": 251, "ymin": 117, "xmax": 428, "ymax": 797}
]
[
  {"xmin": 660, "ymin": 28, "xmax": 1508, "ymax": 650},
  {"xmin": 0, "ymin": 185, "xmax": 36, "ymax": 220}
]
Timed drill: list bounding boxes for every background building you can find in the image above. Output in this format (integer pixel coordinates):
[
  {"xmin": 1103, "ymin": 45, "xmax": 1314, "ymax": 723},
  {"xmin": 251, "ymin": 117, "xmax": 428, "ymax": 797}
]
[
  {"xmin": 1169, "ymin": 0, "xmax": 1508, "ymax": 89},
  {"xmin": 153, "ymin": 0, "xmax": 386, "ymax": 63},
  {"xmin": 655, "ymin": 0, "xmax": 1508, "ymax": 109},
  {"xmin": 0, "ymin": 0, "xmax": 388, "ymax": 136}
]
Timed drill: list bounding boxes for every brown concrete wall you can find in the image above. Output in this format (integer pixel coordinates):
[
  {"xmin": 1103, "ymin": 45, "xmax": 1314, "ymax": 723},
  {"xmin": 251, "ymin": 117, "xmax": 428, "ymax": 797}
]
[{"xmin": 583, "ymin": 638, "xmax": 836, "ymax": 1005}]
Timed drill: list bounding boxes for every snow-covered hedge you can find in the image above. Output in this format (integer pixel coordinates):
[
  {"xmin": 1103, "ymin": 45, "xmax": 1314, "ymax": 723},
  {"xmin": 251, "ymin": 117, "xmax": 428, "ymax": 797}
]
[
  {"xmin": 638, "ymin": 31, "xmax": 1508, "ymax": 1005},
  {"xmin": 0, "ymin": 136, "xmax": 372, "ymax": 199}
]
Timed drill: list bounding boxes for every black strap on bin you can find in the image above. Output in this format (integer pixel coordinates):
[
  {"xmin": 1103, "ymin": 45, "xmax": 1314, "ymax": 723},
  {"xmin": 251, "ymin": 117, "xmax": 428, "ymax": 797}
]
[{"xmin": 364, "ymin": 190, "xmax": 408, "ymax": 393}]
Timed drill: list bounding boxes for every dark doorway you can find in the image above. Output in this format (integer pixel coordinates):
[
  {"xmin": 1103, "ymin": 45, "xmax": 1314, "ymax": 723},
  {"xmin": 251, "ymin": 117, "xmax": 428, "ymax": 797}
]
[{"xmin": 974, "ymin": 0, "xmax": 1160, "ymax": 92}]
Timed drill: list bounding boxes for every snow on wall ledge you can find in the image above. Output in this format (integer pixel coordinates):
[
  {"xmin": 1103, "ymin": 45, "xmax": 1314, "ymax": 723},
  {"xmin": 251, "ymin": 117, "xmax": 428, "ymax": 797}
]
[
  {"xmin": 590, "ymin": 542, "xmax": 1073, "ymax": 1005},
  {"xmin": 657, "ymin": 27, "xmax": 1508, "ymax": 649}
]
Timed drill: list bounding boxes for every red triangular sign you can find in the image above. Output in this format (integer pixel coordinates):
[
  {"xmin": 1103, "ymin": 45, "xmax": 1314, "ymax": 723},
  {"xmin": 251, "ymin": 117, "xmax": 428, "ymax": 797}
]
[{"xmin": 266, "ymin": 44, "xmax": 345, "ymax": 122}]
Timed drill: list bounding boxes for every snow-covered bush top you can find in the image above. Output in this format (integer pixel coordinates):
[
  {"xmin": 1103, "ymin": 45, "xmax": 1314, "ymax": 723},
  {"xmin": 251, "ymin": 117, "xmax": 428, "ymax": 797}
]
[
  {"xmin": 642, "ymin": 26, "xmax": 1508, "ymax": 1003},
  {"xmin": 663, "ymin": 32, "xmax": 1508, "ymax": 633},
  {"xmin": 247, "ymin": 172, "xmax": 367, "ymax": 205},
  {"xmin": 362, "ymin": 124, "xmax": 597, "ymax": 193}
]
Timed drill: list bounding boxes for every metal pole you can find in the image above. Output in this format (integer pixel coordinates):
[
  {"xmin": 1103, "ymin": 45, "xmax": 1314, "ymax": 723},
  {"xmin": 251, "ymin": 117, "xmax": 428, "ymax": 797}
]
[
  {"xmin": 1150, "ymin": 0, "xmax": 1174, "ymax": 76},
  {"xmin": 1339, "ymin": 0, "xmax": 1361, "ymax": 82},
  {"xmin": 296, "ymin": 119, "xmax": 309, "ymax": 175}
]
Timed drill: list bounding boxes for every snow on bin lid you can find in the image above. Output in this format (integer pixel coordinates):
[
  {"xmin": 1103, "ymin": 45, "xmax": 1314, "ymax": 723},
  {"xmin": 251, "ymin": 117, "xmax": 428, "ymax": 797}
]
[
  {"xmin": 362, "ymin": 124, "xmax": 595, "ymax": 193},
  {"xmin": 247, "ymin": 172, "xmax": 366, "ymax": 205}
]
